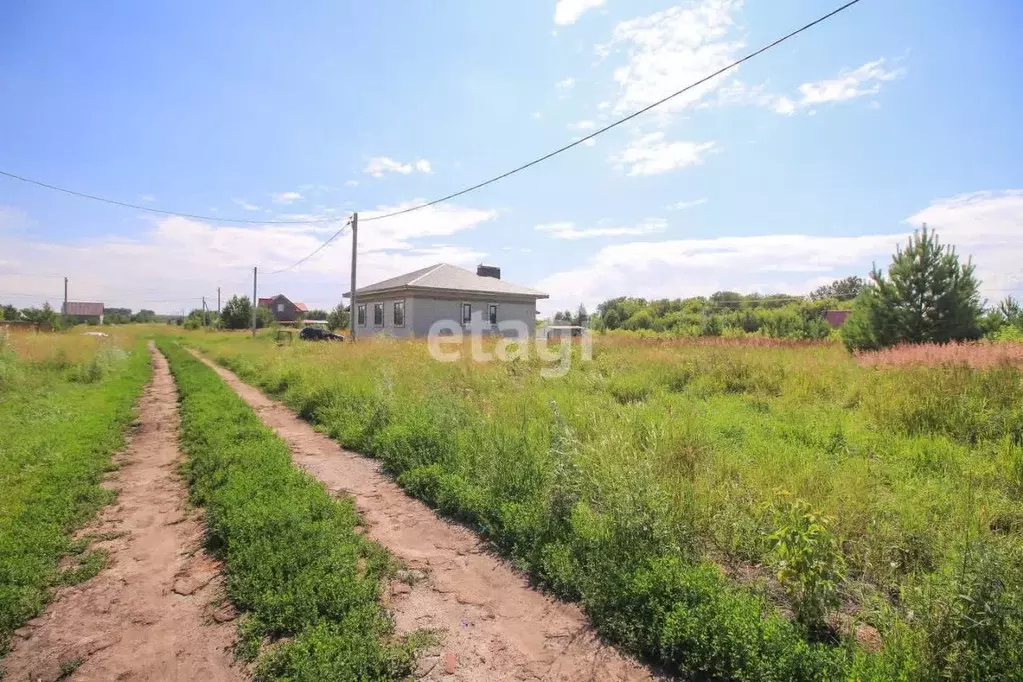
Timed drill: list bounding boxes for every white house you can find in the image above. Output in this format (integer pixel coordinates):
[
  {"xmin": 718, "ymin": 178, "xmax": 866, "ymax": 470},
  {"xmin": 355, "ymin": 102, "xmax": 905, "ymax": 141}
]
[{"xmin": 344, "ymin": 263, "xmax": 548, "ymax": 338}]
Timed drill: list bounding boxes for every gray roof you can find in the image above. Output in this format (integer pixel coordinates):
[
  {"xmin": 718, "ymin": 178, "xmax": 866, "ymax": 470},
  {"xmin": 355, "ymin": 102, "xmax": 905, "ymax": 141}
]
[{"xmin": 348, "ymin": 263, "xmax": 548, "ymax": 299}]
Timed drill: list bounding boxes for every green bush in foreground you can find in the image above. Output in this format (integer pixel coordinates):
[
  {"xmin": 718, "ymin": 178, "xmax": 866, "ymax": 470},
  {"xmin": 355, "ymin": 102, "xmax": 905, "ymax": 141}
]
[
  {"xmin": 0, "ymin": 337, "xmax": 149, "ymax": 655},
  {"xmin": 157, "ymin": 339, "xmax": 418, "ymax": 681}
]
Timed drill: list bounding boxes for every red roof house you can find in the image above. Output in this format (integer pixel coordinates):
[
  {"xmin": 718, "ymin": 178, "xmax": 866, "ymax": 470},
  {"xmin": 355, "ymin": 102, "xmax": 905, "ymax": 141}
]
[
  {"xmin": 258, "ymin": 294, "xmax": 307, "ymax": 324},
  {"xmin": 823, "ymin": 310, "xmax": 851, "ymax": 327}
]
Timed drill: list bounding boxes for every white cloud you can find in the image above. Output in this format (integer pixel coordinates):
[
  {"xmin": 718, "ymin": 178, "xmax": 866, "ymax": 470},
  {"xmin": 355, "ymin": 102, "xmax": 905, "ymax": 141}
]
[
  {"xmin": 569, "ymin": 119, "xmax": 597, "ymax": 131},
  {"xmin": 556, "ymin": 77, "xmax": 576, "ymax": 91},
  {"xmin": 905, "ymin": 190, "xmax": 1023, "ymax": 300},
  {"xmin": 232, "ymin": 198, "xmax": 261, "ymax": 212},
  {"xmin": 534, "ymin": 190, "xmax": 1023, "ymax": 313},
  {"xmin": 0, "ymin": 200, "xmax": 496, "ymax": 312},
  {"xmin": 668, "ymin": 198, "xmax": 709, "ymax": 210},
  {"xmin": 772, "ymin": 97, "xmax": 796, "ymax": 115},
  {"xmin": 600, "ymin": 0, "xmax": 745, "ymax": 118},
  {"xmin": 358, "ymin": 200, "xmax": 498, "ymax": 253},
  {"xmin": 555, "ymin": 0, "xmax": 607, "ymax": 25},
  {"xmin": 770, "ymin": 58, "xmax": 905, "ymax": 115},
  {"xmin": 345, "ymin": 180, "xmax": 359, "ymax": 187},
  {"xmin": 364, "ymin": 156, "xmax": 433, "ymax": 178},
  {"xmin": 536, "ymin": 232, "xmax": 903, "ymax": 312},
  {"xmin": 531, "ymin": 111, "xmax": 542, "ymax": 120},
  {"xmin": 536, "ymin": 218, "xmax": 667, "ymax": 240},
  {"xmin": 614, "ymin": 133, "xmax": 716, "ymax": 176},
  {"xmin": 272, "ymin": 191, "xmax": 303, "ymax": 205},
  {"xmin": 139, "ymin": 194, "xmax": 156, "ymax": 203}
]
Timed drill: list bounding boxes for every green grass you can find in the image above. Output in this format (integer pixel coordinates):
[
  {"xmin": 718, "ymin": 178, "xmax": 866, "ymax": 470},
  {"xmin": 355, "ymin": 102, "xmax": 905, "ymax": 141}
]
[
  {"xmin": 156, "ymin": 339, "xmax": 423, "ymax": 681},
  {"xmin": 0, "ymin": 333, "xmax": 150, "ymax": 655},
  {"xmin": 180, "ymin": 331, "xmax": 1023, "ymax": 681}
]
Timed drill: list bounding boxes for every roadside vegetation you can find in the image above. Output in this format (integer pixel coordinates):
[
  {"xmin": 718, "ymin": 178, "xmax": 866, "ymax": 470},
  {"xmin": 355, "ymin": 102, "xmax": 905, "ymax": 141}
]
[
  {"xmin": 178, "ymin": 326, "xmax": 1023, "ymax": 680},
  {"xmin": 0, "ymin": 328, "xmax": 150, "ymax": 655},
  {"xmin": 156, "ymin": 339, "xmax": 423, "ymax": 680}
]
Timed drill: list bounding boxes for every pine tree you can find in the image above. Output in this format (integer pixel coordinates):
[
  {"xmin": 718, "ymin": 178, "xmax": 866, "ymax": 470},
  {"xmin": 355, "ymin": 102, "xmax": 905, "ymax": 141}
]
[{"xmin": 842, "ymin": 226, "xmax": 982, "ymax": 350}]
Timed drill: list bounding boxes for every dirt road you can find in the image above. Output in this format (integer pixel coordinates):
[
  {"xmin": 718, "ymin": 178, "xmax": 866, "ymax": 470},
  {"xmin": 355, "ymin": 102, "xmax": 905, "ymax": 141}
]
[
  {"xmin": 3, "ymin": 345, "xmax": 243, "ymax": 682},
  {"xmin": 193, "ymin": 350, "xmax": 653, "ymax": 682}
]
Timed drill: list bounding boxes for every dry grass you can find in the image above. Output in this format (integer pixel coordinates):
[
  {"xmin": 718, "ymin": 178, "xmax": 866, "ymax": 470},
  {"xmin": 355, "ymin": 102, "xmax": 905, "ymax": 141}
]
[
  {"xmin": 1, "ymin": 326, "xmax": 136, "ymax": 365},
  {"xmin": 856, "ymin": 340, "xmax": 1023, "ymax": 368}
]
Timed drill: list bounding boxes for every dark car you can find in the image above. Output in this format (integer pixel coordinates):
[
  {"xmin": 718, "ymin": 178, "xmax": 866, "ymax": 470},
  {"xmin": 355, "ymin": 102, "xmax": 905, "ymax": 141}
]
[{"xmin": 299, "ymin": 327, "xmax": 343, "ymax": 342}]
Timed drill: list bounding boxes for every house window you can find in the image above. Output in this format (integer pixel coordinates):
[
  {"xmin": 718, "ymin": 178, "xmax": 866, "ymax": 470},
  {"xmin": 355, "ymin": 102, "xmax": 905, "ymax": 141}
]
[
  {"xmin": 393, "ymin": 301, "xmax": 405, "ymax": 327},
  {"xmin": 461, "ymin": 302, "xmax": 472, "ymax": 325},
  {"xmin": 357, "ymin": 304, "xmax": 366, "ymax": 326},
  {"xmin": 488, "ymin": 304, "xmax": 498, "ymax": 326},
  {"xmin": 276, "ymin": 303, "xmax": 284, "ymax": 312},
  {"xmin": 373, "ymin": 302, "xmax": 384, "ymax": 326}
]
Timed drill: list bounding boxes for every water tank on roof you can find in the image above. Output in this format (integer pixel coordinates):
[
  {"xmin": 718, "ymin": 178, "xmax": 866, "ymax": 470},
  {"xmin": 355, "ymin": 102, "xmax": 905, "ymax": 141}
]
[{"xmin": 477, "ymin": 264, "xmax": 501, "ymax": 279}]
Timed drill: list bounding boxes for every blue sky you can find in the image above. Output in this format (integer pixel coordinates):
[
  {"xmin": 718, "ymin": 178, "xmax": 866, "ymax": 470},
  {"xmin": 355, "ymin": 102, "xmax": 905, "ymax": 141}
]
[{"xmin": 1, "ymin": 0, "xmax": 1021, "ymax": 314}]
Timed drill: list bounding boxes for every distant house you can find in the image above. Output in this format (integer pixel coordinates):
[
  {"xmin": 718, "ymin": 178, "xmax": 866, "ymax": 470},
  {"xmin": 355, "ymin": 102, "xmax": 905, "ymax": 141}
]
[
  {"xmin": 345, "ymin": 263, "xmax": 549, "ymax": 338},
  {"xmin": 62, "ymin": 301, "xmax": 104, "ymax": 324},
  {"xmin": 823, "ymin": 310, "xmax": 851, "ymax": 327},
  {"xmin": 258, "ymin": 294, "xmax": 308, "ymax": 325}
]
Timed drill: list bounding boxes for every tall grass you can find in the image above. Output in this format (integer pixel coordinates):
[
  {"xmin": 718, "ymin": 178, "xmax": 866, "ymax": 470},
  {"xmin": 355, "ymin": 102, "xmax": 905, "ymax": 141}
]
[
  {"xmin": 0, "ymin": 329, "xmax": 150, "ymax": 655},
  {"xmin": 157, "ymin": 339, "xmax": 423, "ymax": 680},
  {"xmin": 182, "ymin": 331, "xmax": 1023, "ymax": 680}
]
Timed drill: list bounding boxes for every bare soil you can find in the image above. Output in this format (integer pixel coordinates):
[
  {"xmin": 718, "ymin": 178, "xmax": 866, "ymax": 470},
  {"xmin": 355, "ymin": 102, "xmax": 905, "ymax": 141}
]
[
  {"xmin": 193, "ymin": 350, "xmax": 655, "ymax": 682},
  {"xmin": 3, "ymin": 345, "xmax": 243, "ymax": 682}
]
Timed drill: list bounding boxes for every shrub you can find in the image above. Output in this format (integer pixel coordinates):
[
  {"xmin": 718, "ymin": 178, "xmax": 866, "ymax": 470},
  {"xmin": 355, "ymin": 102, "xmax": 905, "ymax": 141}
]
[{"xmin": 767, "ymin": 492, "xmax": 847, "ymax": 632}]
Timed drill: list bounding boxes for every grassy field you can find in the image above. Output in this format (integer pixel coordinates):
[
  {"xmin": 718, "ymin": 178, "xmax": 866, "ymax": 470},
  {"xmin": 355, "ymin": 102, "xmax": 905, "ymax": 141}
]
[
  {"xmin": 156, "ymin": 339, "xmax": 424, "ymax": 680},
  {"xmin": 181, "ymin": 330, "xmax": 1023, "ymax": 681},
  {"xmin": 0, "ymin": 327, "xmax": 150, "ymax": 654}
]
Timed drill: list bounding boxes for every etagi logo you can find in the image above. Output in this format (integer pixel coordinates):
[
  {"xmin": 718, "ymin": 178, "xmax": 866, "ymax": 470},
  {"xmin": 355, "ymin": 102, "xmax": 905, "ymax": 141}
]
[{"xmin": 426, "ymin": 313, "xmax": 592, "ymax": 378}]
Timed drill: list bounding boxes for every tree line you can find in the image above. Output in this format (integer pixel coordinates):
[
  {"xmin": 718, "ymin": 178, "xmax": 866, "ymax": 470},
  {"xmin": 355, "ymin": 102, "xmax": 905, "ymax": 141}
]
[
  {"xmin": 193, "ymin": 296, "xmax": 351, "ymax": 331},
  {"xmin": 0, "ymin": 303, "xmax": 158, "ymax": 326},
  {"xmin": 584, "ymin": 229, "xmax": 1023, "ymax": 349}
]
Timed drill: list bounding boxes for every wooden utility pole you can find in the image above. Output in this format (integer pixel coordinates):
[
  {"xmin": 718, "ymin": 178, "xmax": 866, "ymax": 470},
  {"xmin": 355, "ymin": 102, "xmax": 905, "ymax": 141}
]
[
  {"xmin": 63, "ymin": 276, "xmax": 68, "ymax": 323},
  {"xmin": 217, "ymin": 287, "xmax": 221, "ymax": 315},
  {"xmin": 202, "ymin": 296, "xmax": 207, "ymax": 329},
  {"xmin": 349, "ymin": 212, "xmax": 358, "ymax": 341},
  {"xmin": 251, "ymin": 266, "xmax": 258, "ymax": 338}
]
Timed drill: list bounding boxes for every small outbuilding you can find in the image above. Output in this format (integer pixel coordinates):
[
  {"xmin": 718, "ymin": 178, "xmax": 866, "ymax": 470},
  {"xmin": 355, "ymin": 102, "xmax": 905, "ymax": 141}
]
[
  {"xmin": 62, "ymin": 301, "xmax": 104, "ymax": 324},
  {"xmin": 823, "ymin": 310, "xmax": 851, "ymax": 327}
]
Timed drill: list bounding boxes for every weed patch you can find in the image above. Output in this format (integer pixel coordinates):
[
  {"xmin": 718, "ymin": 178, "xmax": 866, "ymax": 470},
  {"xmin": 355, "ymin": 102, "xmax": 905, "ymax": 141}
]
[{"xmin": 157, "ymin": 339, "xmax": 420, "ymax": 680}]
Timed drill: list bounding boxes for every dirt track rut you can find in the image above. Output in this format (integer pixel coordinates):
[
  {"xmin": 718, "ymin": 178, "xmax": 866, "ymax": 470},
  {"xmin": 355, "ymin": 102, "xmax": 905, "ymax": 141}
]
[
  {"xmin": 3, "ymin": 345, "xmax": 242, "ymax": 682},
  {"xmin": 193, "ymin": 350, "xmax": 653, "ymax": 682}
]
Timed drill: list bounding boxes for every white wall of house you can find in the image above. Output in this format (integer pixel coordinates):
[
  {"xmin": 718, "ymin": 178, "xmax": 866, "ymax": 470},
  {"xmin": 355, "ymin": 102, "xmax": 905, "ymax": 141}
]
[
  {"xmin": 354, "ymin": 296, "xmax": 412, "ymax": 338},
  {"xmin": 355, "ymin": 295, "xmax": 538, "ymax": 338}
]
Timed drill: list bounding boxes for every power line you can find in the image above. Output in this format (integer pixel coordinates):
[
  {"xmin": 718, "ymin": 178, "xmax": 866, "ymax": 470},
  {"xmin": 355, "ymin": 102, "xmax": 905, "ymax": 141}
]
[
  {"xmin": 0, "ymin": 0, "xmax": 864, "ymax": 285},
  {"xmin": 1, "ymin": 1, "xmax": 862, "ymax": 230},
  {"xmin": 263, "ymin": 218, "xmax": 352, "ymax": 275},
  {"xmin": 361, "ymin": 0, "xmax": 864, "ymax": 224},
  {"xmin": 0, "ymin": 290, "xmax": 207, "ymax": 304},
  {"xmin": 0, "ymin": 170, "xmax": 341, "ymax": 225}
]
